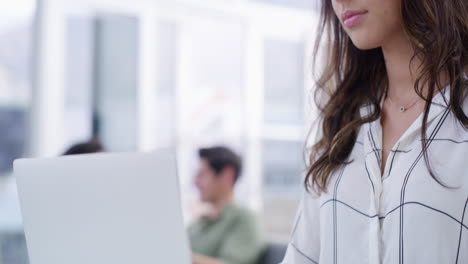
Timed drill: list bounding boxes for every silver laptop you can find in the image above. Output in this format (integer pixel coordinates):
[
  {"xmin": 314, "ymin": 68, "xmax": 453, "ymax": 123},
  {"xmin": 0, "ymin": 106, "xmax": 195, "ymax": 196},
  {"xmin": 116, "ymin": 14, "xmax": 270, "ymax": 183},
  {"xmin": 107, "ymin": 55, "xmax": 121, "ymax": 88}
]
[{"xmin": 14, "ymin": 150, "xmax": 190, "ymax": 264}]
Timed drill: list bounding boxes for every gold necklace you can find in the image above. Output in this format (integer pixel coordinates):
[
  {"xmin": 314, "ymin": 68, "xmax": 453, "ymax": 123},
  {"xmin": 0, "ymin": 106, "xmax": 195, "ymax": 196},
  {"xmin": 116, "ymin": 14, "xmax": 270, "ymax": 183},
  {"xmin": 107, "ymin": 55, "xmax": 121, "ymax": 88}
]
[{"xmin": 386, "ymin": 95, "xmax": 420, "ymax": 113}]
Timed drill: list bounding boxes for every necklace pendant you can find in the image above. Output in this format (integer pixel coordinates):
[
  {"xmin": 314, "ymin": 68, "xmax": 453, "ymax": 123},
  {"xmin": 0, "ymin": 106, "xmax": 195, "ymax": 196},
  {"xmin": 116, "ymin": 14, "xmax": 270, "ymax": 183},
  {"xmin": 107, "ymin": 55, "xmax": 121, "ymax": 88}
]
[{"xmin": 399, "ymin": 106, "xmax": 406, "ymax": 112}]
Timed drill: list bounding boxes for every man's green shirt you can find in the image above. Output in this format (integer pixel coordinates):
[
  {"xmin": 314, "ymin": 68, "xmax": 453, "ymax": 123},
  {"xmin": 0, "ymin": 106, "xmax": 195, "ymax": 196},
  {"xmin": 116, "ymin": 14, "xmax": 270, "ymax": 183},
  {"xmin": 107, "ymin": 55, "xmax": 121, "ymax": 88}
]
[{"xmin": 188, "ymin": 204, "xmax": 264, "ymax": 264}]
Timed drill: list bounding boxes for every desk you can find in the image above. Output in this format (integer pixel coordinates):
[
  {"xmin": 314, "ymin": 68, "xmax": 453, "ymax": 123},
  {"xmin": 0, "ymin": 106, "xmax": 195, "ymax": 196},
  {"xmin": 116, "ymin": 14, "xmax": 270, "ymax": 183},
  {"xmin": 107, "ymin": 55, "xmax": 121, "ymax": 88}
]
[{"xmin": 0, "ymin": 176, "xmax": 27, "ymax": 264}]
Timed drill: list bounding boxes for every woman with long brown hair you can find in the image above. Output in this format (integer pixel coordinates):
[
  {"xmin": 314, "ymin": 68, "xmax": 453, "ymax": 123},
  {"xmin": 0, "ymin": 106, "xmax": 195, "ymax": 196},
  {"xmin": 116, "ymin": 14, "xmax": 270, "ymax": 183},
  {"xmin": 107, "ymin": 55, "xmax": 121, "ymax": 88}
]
[{"xmin": 282, "ymin": 0, "xmax": 468, "ymax": 263}]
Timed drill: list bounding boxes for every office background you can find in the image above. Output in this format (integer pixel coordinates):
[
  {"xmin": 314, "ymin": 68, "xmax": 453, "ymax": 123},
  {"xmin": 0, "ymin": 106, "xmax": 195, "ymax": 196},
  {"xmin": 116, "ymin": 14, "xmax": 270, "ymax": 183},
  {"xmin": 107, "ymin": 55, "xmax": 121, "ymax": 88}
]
[{"xmin": 0, "ymin": 0, "xmax": 320, "ymax": 263}]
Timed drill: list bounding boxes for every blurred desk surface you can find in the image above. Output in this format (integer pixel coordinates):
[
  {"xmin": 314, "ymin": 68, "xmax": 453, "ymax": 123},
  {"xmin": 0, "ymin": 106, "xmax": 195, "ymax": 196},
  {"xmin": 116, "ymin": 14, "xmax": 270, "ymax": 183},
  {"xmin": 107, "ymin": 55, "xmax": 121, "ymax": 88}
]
[{"xmin": 0, "ymin": 176, "xmax": 23, "ymax": 233}]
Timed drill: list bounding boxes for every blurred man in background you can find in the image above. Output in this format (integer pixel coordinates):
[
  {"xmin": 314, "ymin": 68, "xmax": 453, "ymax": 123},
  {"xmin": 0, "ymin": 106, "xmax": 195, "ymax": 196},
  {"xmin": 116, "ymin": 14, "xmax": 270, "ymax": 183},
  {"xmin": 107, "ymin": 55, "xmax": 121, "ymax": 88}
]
[
  {"xmin": 63, "ymin": 139, "xmax": 103, "ymax": 155},
  {"xmin": 190, "ymin": 146, "xmax": 264, "ymax": 264}
]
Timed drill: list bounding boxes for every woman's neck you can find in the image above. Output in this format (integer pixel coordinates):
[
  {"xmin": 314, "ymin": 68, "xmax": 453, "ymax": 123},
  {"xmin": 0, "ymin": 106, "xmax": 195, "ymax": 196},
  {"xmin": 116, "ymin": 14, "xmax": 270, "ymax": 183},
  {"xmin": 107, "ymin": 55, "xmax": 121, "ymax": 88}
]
[{"xmin": 381, "ymin": 33, "xmax": 421, "ymax": 100}]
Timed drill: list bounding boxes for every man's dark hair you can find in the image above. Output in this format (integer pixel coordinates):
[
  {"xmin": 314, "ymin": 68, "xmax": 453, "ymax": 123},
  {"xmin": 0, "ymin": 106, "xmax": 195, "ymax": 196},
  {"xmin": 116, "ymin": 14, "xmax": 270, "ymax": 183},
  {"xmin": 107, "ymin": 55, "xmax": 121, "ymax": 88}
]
[
  {"xmin": 198, "ymin": 146, "xmax": 242, "ymax": 183},
  {"xmin": 63, "ymin": 139, "xmax": 103, "ymax": 155}
]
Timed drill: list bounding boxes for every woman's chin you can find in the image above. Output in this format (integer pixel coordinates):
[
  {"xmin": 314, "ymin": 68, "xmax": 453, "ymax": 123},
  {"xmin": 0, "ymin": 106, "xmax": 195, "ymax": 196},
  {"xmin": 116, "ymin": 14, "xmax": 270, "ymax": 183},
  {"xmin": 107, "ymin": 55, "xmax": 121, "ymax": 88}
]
[{"xmin": 349, "ymin": 37, "xmax": 381, "ymax": 50}]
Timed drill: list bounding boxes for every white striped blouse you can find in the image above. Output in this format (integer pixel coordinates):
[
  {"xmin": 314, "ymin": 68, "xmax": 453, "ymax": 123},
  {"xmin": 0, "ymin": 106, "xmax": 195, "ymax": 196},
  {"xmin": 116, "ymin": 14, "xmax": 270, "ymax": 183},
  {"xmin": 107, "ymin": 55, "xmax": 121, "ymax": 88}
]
[{"xmin": 282, "ymin": 88, "xmax": 468, "ymax": 264}]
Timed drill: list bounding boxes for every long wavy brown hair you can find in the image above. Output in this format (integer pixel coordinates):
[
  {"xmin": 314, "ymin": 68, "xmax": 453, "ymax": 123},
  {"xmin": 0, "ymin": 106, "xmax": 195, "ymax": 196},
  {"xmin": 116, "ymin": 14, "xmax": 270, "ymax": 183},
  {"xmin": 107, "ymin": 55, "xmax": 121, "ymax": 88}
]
[{"xmin": 305, "ymin": 0, "xmax": 468, "ymax": 193}]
